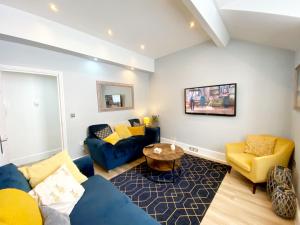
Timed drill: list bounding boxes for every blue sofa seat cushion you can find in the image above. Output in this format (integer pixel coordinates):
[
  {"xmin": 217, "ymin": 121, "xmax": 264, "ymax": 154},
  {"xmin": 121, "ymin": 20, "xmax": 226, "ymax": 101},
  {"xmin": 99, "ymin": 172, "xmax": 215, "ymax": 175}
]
[
  {"xmin": 0, "ymin": 163, "xmax": 31, "ymax": 192},
  {"xmin": 70, "ymin": 175, "xmax": 159, "ymax": 225}
]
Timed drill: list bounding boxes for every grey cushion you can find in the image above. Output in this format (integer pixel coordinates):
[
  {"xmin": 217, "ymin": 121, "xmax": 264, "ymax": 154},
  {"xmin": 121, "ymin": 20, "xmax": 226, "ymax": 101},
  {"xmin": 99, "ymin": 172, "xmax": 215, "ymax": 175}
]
[{"xmin": 40, "ymin": 206, "xmax": 70, "ymax": 225}]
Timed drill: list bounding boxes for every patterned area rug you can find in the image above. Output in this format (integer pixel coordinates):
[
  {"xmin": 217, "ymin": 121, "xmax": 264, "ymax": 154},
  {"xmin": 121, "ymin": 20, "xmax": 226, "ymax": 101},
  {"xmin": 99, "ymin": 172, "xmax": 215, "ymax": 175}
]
[{"xmin": 111, "ymin": 154, "xmax": 229, "ymax": 225}]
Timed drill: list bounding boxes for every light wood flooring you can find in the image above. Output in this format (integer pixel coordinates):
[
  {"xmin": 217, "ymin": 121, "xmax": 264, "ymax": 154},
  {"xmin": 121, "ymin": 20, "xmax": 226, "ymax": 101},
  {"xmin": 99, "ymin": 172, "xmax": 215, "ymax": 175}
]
[{"xmin": 94, "ymin": 155, "xmax": 294, "ymax": 225}]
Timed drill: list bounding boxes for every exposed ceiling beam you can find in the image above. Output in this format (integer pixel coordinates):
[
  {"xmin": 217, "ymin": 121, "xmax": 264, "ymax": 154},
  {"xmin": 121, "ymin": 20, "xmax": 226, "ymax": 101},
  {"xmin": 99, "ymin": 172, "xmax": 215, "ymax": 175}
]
[
  {"xmin": 0, "ymin": 4, "xmax": 154, "ymax": 72},
  {"xmin": 183, "ymin": 0, "xmax": 230, "ymax": 47}
]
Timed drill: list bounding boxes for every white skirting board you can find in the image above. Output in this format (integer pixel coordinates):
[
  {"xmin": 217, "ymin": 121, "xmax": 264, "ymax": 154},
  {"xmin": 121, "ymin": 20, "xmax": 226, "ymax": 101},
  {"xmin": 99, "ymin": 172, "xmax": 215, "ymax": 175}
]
[
  {"xmin": 160, "ymin": 137, "xmax": 227, "ymax": 164},
  {"xmin": 11, "ymin": 148, "xmax": 61, "ymax": 166}
]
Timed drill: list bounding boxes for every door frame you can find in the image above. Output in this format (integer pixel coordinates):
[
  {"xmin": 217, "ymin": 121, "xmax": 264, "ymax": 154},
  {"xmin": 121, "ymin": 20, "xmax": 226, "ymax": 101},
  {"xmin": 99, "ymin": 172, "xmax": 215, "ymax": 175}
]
[{"xmin": 0, "ymin": 64, "xmax": 68, "ymax": 153}]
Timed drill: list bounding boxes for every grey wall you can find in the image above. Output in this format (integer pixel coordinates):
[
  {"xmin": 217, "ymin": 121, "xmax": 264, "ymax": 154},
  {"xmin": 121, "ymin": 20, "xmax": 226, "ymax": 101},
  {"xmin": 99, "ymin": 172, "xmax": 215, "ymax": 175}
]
[
  {"xmin": 0, "ymin": 39, "xmax": 150, "ymax": 159},
  {"xmin": 150, "ymin": 40, "xmax": 294, "ymax": 153},
  {"xmin": 293, "ymin": 51, "xmax": 300, "ymax": 200}
]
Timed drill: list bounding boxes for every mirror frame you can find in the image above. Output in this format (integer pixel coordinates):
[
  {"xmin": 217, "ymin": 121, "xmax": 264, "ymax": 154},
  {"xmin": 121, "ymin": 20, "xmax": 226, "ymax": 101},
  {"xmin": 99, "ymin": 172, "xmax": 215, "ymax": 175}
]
[{"xmin": 96, "ymin": 81, "xmax": 134, "ymax": 112}]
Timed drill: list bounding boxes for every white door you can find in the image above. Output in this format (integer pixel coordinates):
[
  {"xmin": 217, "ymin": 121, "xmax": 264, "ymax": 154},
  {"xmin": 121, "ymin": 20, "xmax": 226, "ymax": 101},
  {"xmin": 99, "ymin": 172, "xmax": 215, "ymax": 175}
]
[
  {"xmin": 1, "ymin": 71, "xmax": 63, "ymax": 165},
  {"xmin": 0, "ymin": 71, "xmax": 8, "ymax": 165}
]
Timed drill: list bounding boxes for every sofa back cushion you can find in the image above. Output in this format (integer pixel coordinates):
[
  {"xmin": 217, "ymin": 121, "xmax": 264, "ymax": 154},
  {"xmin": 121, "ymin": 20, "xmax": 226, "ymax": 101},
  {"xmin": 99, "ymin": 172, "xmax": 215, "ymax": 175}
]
[
  {"xmin": 88, "ymin": 124, "xmax": 112, "ymax": 139},
  {"xmin": 0, "ymin": 163, "xmax": 31, "ymax": 192}
]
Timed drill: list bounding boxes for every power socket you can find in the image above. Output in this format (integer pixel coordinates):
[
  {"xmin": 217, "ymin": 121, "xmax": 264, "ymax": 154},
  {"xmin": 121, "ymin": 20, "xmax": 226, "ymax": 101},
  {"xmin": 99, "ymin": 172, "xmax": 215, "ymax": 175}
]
[{"xmin": 189, "ymin": 146, "xmax": 199, "ymax": 153}]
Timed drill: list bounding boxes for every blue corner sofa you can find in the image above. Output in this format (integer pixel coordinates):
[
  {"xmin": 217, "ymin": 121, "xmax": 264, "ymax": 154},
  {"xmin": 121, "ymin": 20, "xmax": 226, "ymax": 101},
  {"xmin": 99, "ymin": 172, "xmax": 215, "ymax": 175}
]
[
  {"xmin": 86, "ymin": 119, "xmax": 160, "ymax": 171},
  {"xmin": 0, "ymin": 156, "xmax": 160, "ymax": 225}
]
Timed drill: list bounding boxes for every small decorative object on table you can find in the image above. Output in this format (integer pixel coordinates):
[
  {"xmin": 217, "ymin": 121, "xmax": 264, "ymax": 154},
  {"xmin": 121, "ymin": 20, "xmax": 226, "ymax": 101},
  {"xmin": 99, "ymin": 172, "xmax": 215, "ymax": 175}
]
[
  {"xmin": 153, "ymin": 147, "xmax": 162, "ymax": 154},
  {"xmin": 272, "ymin": 184, "xmax": 297, "ymax": 219},
  {"xmin": 266, "ymin": 165, "xmax": 292, "ymax": 198},
  {"xmin": 170, "ymin": 144, "xmax": 176, "ymax": 151}
]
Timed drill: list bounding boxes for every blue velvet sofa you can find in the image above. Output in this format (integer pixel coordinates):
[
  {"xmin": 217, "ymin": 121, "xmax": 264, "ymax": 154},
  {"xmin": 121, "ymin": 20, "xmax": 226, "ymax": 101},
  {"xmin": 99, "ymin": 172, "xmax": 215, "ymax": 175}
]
[
  {"xmin": 0, "ymin": 156, "xmax": 160, "ymax": 225},
  {"xmin": 86, "ymin": 119, "xmax": 160, "ymax": 171}
]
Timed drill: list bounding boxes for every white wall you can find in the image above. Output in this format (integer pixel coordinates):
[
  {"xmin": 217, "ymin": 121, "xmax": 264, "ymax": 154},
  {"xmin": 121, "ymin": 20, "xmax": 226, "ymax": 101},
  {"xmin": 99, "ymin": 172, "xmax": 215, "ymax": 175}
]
[
  {"xmin": 2, "ymin": 72, "xmax": 61, "ymax": 163},
  {"xmin": 150, "ymin": 40, "xmax": 294, "ymax": 153},
  {"xmin": 293, "ymin": 51, "xmax": 300, "ymax": 200},
  {"xmin": 0, "ymin": 39, "xmax": 150, "ymax": 159}
]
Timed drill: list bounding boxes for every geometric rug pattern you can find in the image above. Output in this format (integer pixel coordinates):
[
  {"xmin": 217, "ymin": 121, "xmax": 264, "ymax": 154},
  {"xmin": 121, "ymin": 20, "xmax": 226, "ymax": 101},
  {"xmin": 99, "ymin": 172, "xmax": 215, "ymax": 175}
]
[{"xmin": 111, "ymin": 154, "xmax": 229, "ymax": 225}]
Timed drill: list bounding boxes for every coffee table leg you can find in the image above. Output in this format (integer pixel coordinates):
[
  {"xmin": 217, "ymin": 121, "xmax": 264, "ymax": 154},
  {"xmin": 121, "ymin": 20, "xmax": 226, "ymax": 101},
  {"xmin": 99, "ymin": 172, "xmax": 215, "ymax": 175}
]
[{"xmin": 172, "ymin": 160, "xmax": 175, "ymax": 183}]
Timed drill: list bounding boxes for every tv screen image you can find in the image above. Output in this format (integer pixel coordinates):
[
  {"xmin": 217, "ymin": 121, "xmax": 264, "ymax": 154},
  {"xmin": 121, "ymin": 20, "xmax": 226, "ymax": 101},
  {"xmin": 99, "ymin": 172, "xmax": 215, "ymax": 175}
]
[{"xmin": 184, "ymin": 83, "xmax": 237, "ymax": 116}]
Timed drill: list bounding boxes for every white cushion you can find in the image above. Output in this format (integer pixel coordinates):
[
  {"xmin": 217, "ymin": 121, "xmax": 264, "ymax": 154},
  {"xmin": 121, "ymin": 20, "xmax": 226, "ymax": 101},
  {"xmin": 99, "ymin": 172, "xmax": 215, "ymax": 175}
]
[{"xmin": 29, "ymin": 164, "xmax": 85, "ymax": 215}]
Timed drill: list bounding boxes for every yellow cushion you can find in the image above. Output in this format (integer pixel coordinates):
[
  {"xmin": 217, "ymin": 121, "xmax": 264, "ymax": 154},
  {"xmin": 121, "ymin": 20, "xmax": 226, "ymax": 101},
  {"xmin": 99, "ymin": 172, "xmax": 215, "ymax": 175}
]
[
  {"xmin": 227, "ymin": 152, "xmax": 256, "ymax": 172},
  {"xmin": 19, "ymin": 151, "xmax": 87, "ymax": 188},
  {"xmin": 114, "ymin": 124, "xmax": 132, "ymax": 139},
  {"xmin": 103, "ymin": 132, "xmax": 121, "ymax": 145},
  {"xmin": 244, "ymin": 135, "xmax": 277, "ymax": 156},
  {"xmin": 128, "ymin": 126, "xmax": 145, "ymax": 136},
  {"xmin": 0, "ymin": 188, "xmax": 42, "ymax": 225}
]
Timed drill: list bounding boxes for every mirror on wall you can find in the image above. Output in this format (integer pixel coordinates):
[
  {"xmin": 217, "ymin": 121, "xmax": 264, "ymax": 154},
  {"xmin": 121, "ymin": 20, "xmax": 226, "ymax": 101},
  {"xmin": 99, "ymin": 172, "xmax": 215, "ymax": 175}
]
[
  {"xmin": 296, "ymin": 65, "xmax": 300, "ymax": 110},
  {"xmin": 96, "ymin": 81, "xmax": 134, "ymax": 112}
]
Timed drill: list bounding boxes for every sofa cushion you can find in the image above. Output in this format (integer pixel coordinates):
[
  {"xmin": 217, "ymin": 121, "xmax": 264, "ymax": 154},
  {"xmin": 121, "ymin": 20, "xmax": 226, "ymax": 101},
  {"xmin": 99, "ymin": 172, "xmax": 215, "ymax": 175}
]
[
  {"xmin": 103, "ymin": 132, "xmax": 121, "ymax": 145},
  {"xmin": 227, "ymin": 152, "xmax": 256, "ymax": 172},
  {"xmin": 128, "ymin": 125, "xmax": 145, "ymax": 136},
  {"xmin": 29, "ymin": 165, "xmax": 85, "ymax": 215},
  {"xmin": 88, "ymin": 124, "xmax": 112, "ymax": 139},
  {"xmin": 114, "ymin": 124, "xmax": 132, "ymax": 139},
  {"xmin": 40, "ymin": 206, "xmax": 70, "ymax": 225},
  {"xmin": 0, "ymin": 163, "xmax": 31, "ymax": 192},
  {"xmin": 70, "ymin": 175, "xmax": 159, "ymax": 225},
  {"xmin": 20, "ymin": 151, "xmax": 87, "ymax": 188},
  {"xmin": 244, "ymin": 135, "xmax": 277, "ymax": 156},
  {"xmin": 0, "ymin": 188, "xmax": 43, "ymax": 225}
]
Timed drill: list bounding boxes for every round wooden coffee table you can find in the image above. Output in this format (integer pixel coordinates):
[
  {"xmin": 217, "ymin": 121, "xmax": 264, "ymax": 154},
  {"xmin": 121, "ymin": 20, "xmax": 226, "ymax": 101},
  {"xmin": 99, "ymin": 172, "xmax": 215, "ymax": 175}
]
[{"xmin": 143, "ymin": 143, "xmax": 184, "ymax": 183}]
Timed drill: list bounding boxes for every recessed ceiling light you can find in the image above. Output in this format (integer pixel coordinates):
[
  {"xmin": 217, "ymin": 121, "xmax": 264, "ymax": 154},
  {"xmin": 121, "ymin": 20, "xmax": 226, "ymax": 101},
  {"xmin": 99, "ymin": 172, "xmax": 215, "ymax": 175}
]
[
  {"xmin": 140, "ymin": 44, "xmax": 145, "ymax": 50},
  {"xmin": 49, "ymin": 3, "xmax": 59, "ymax": 12},
  {"xmin": 130, "ymin": 67, "xmax": 135, "ymax": 71},
  {"xmin": 189, "ymin": 21, "xmax": 195, "ymax": 28},
  {"xmin": 107, "ymin": 29, "xmax": 113, "ymax": 36}
]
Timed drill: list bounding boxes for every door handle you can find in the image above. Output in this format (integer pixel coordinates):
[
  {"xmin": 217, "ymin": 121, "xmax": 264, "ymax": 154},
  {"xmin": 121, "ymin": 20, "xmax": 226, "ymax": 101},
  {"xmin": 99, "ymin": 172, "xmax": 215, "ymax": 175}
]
[{"xmin": 0, "ymin": 136, "xmax": 7, "ymax": 154}]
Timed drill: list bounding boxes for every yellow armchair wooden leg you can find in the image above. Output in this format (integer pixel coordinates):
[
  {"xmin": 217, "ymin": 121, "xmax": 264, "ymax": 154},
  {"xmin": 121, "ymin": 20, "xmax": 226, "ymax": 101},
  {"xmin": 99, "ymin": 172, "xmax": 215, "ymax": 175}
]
[{"xmin": 252, "ymin": 183, "xmax": 257, "ymax": 194}]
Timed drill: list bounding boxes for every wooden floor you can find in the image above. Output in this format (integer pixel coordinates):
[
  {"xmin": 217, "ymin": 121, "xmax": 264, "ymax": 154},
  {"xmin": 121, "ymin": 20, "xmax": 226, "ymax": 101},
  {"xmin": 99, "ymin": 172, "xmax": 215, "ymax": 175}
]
[{"xmin": 94, "ymin": 155, "xmax": 294, "ymax": 225}]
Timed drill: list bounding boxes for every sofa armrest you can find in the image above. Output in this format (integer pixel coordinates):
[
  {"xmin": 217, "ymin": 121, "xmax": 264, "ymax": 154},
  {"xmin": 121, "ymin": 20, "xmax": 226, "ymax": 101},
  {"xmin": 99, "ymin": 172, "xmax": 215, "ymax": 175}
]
[
  {"xmin": 85, "ymin": 138, "xmax": 114, "ymax": 170},
  {"xmin": 73, "ymin": 155, "xmax": 94, "ymax": 177},
  {"xmin": 252, "ymin": 148, "xmax": 293, "ymax": 182},
  {"xmin": 145, "ymin": 127, "xmax": 160, "ymax": 143}
]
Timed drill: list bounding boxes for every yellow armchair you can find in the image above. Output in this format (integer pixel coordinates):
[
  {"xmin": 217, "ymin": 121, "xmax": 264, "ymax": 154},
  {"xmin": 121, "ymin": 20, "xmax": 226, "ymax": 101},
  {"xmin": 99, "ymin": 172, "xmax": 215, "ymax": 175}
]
[{"xmin": 226, "ymin": 137, "xmax": 294, "ymax": 194}]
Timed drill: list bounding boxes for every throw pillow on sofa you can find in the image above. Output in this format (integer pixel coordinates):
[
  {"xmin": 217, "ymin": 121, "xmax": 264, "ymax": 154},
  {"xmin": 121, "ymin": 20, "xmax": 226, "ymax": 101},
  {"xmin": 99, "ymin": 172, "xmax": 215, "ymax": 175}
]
[
  {"xmin": 244, "ymin": 135, "xmax": 277, "ymax": 156},
  {"xmin": 114, "ymin": 124, "xmax": 132, "ymax": 139},
  {"xmin": 40, "ymin": 206, "xmax": 71, "ymax": 225},
  {"xmin": 103, "ymin": 132, "xmax": 121, "ymax": 145},
  {"xmin": 0, "ymin": 163, "xmax": 31, "ymax": 192},
  {"xmin": 19, "ymin": 150, "xmax": 87, "ymax": 188},
  {"xmin": 94, "ymin": 126, "xmax": 112, "ymax": 139},
  {"xmin": 128, "ymin": 125, "xmax": 145, "ymax": 136},
  {"xmin": 29, "ymin": 164, "xmax": 85, "ymax": 215},
  {"xmin": 0, "ymin": 188, "xmax": 43, "ymax": 225}
]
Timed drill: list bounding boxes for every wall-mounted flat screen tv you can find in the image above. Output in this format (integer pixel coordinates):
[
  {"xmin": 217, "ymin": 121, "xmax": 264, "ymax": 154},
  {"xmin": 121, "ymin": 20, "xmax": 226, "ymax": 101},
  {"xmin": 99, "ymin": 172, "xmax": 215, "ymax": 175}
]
[{"xmin": 184, "ymin": 83, "xmax": 237, "ymax": 116}]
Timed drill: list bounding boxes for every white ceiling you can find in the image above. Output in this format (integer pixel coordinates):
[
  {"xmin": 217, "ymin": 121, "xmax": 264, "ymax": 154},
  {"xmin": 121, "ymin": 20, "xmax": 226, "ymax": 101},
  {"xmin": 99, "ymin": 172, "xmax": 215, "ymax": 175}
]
[
  {"xmin": 0, "ymin": 0, "xmax": 300, "ymax": 58},
  {"xmin": 0, "ymin": 0, "xmax": 209, "ymax": 58},
  {"xmin": 215, "ymin": 0, "xmax": 300, "ymax": 51}
]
